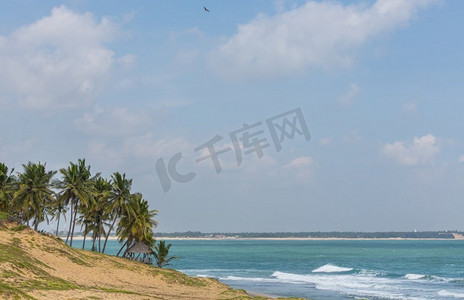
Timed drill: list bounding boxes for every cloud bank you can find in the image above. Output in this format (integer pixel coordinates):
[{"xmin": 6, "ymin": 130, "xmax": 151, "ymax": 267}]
[
  {"xmin": 382, "ymin": 134, "xmax": 440, "ymax": 166},
  {"xmin": 0, "ymin": 6, "xmax": 122, "ymax": 109},
  {"xmin": 210, "ymin": 0, "xmax": 438, "ymax": 80}
]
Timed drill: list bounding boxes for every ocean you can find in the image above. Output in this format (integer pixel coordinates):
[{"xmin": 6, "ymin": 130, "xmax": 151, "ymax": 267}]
[{"xmin": 72, "ymin": 239, "xmax": 464, "ymax": 299}]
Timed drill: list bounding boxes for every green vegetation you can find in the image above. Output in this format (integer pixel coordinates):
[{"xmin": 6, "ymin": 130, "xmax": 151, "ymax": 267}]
[
  {"xmin": 0, "ymin": 159, "xmax": 160, "ymax": 257},
  {"xmin": 13, "ymin": 162, "xmax": 56, "ymax": 231},
  {"xmin": 10, "ymin": 224, "xmax": 27, "ymax": 231},
  {"xmin": 0, "ymin": 281, "xmax": 35, "ymax": 299},
  {"xmin": 153, "ymin": 240, "xmax": 177, "ymax": 268},
  {"xmin": 0, "ymin": 163, "xmax": 15, "ymax": 212},
  {"xmin": 19, "ymin": 278, "xmax": 78, "ymax": 291},
  {"xmin": 0, "ymin": 211, "xmax": 9, "ymax": 227},
  {"xmin": 160, "ymin": 269, "xmax": 206, "ymax": 287},
  {"xmin": 2, "ymin": 270, "xmax": 19, "ymax": 278},
  {"xmin": 0, "ymin": 227, "xmax": 149, "ymax": 298},
  {"xmin": 0, "ymin": 211, "xmax": 8, "ymax": 221},
  {"xmin": 40, "ymin": 245, "xmax": 91, "ymax": 266},
  {"xmin": 0, "ymin": 241, "xmax": 50, "ymax": 276},
  {"xmin": 96, "ymin": 287, "xmax": 143, "ymax": 295},
  {"xmin": 116, "ymin": 192, "xmax": 158, "ymax": 257},
  {"xmin": 0, "ymin": 226, "xmax": 272, "ymax": 300},
  {"xmin": 1, "ymin": 161, "xmax": 302, "ymax": 299}
]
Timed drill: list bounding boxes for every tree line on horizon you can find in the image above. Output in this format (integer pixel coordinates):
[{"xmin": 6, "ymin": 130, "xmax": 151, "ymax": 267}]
[
  {"xmin": 0, "ymin": 159, "xmax": 162, "ymax": 259},
  {"xmin": 154, "ymin": 231, "xmax": 458, "ymax": 239}
]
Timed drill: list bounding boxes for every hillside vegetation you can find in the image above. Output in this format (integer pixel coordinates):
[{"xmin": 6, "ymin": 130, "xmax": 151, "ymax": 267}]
[{"xmin": 0, "ymin": 220, "xmax": 279, "ymax": 300}]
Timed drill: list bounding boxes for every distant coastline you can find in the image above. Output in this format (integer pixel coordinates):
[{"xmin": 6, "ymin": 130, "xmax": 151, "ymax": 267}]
[
  {"xmin": 154, "ymin": 236, "xmax": 464, "ymax": 241},
  {"xmin": 60, "ymin": 231, "xmax": 464, "ymax": 241},
  {"xmin": 154, "ymin": 231, "xmax": 464, "ymax": 240}
]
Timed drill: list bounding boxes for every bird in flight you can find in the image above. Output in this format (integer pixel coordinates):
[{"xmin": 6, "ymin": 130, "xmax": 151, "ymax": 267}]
[{"xmin": 204, "ymin": 6, "xmax": 210, "ymax": 12}]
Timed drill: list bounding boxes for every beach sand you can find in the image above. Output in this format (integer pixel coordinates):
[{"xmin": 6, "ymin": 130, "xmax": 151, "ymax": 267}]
[{"xmin": 1, "ymin": 223, "xmax": 279, "ymax": 299}]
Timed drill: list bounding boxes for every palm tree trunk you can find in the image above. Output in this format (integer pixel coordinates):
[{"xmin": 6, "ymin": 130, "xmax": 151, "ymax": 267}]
[
  {"xmin": 98, "ymin": 220, "xmax": 102, "ymax": 252},
  {"xmin": 55, "ymin": 215, "xmax": 60, "ymax": 236},
  {"xmin": 82, "ymin": 224, "xmax": 87, "ymax": 249},
  {"xmin": 123, "ymin": 237, "xmax": 134, "ymax": 258},
  {"xmin": 34, "ymin": 214, "xmax": 39, "ymax": 231},
  {"xmin": 69, "ymin": 204, "xmax": 78, "ymax": 247},
  {"xmin": 102, "ymin": 211, "xmax": 119, "ymax": 253},
  {"xmin": 92, "ymin": 230, "xmax": 97, "ymax": 251},
  {"xmin": 116, "ymin": 240, "xmax": 128, "ymax": 257},
  {"xmin": 66, "ymin": 204, "xmax": 73, "ymax": 244}
]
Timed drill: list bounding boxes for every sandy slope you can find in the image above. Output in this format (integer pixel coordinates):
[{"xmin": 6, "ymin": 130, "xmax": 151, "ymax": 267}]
[{"xmin": 0, "ymin": 221, "xmax": 275, "ymax": 300}]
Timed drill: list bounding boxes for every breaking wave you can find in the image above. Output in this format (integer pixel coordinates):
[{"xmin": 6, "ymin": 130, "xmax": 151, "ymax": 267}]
[{"xmin": 312, "ymin": 264, "xmax": 353, "ymax": 273}]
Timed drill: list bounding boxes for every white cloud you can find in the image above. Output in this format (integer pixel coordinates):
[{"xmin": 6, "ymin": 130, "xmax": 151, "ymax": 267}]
[
  {"xmin": 283, "ymin": 156, "xmax": 314, "ymax": 181},
  {"xmin": 240, "ymin": 155, "xmax": 278, "ymax": 176},
  {"xmin": 74, "ymin": 106, "xmax": 153, "ymax": 137},
  {"xmin": 87, "ymin": 135, "xmax": 193, "ymax": 167},
  {"xmin": 459, "ymin": 155, "xmax": 464, "ymax": 163},
  {"xmin": 123, "ymin": 135, "xmax": 192, "ymax": 159},
  {"xmin": 210, "ymin": 0, "xmax": 438, "ymax": 80},
  {"xmin": 284, "ymin": 156, "xmax": 313, "ymax": 169},
  {"xmin": 117, "ymin": 54, "xmax": 137, "ymax": 70},
  {"xmin": 338, "ymin": 83, "xmax": 360, "ymax": 105},
  {"xmin": 0, "ymin": 138, "xmax": 38, "ymax": 160},
  {"xmin": 319, "ymin": 137, "xmax": 333, "ymax": 146},
  {"xmin": 382, "ymin": 134, "xmax": 440, "ymax": 166},
  {"xmin": 88, "ymin": 140, "xmax": 120, "ymax": 162},
  {"xmin": 0, "ymin": 6, "xmax": 125, "ymax": 109},
  {"xmin": 343, "ymin": 130, "xmax": 363, "ymax": 144}
]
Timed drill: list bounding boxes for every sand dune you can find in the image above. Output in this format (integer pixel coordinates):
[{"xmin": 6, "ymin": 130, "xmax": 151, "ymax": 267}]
[{"xmin": 0, "ymin": 221, "xmax": 282, "ymax": 299}]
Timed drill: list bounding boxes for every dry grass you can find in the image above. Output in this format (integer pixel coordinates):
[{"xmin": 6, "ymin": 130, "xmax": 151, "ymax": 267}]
[{"xmin": 0, "ymin": 221, "xmax": 281, "ymax": 300}]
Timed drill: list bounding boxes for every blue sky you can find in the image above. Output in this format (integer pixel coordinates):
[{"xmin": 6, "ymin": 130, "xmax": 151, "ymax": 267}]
[{"xmin": 1, "ymin": 0, "xmax": 463, "ymax": 232}]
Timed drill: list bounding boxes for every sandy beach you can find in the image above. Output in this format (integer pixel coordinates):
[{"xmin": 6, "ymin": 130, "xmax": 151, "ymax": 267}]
[{"xmin": 1, "ymin": 223, "xmax": 273, "ymax": 299}]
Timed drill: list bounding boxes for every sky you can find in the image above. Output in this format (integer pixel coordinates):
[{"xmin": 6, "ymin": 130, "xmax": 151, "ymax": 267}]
[{"xmin": 1, "ymin": 0, "xmax": 463, "ymax": 233}]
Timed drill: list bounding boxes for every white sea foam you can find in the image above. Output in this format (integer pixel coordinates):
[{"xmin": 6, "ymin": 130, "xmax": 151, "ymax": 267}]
[
  {"xmin": 180, "ymin": 268, "xmax": 256, "ymax": 273},
  {"xmin": 271, "ymin": 271, "xmax": 318, "ymax": 283},
  {"xmin": 358, "ymin": 269, "xmax": 383, "ymax": 276},
  {"xmin": 270, "ymin": 271, "xmax": 434, "ymax": 299},
  {"xmin": 272, "ymin": 271, "xmax": 383, "ymax": 288},
  {"xmin": 437, "ymin": 290, "xmax": 464, "ymax": 298},
  {"xmin": 213, "ymin": 270, "xmax": 458, "ymax": 300},
  {"xmin": 312, "ymin": 264, "xmax": 353, "ymax": 273},
  {"xmin": 220, "ymin": 275, "xmax": 278, "ymax": 283},
  {"xmin": 405, "ymin": 273, "xmax": 427, "ymax": 280},
  {"xmin": 180, "ymin": 268, "xmax": 260, "ymax": 278},
  {"xmin": 404, "ymin": 273, "xmax": 457, "ymax": 283}
]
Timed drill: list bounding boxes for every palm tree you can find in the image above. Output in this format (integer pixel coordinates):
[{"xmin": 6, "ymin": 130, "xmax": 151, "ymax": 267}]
[
  {"xmin": 2, "ymin": 159, "xmax": 162, "ymax": 256},
  {"xmin": 84, "ymin": 176, "xmax": 111, "ymax": 252},
  {"xmin": 54, "ymin": 159, "xmax": 95, "ymax": 246},
  {"xmin": 93, "ymin": 176, "xmax": 111, "ymax": 252},
  {"xmin": 77, "ymin": 204, "xmax": 91, "ymax": 250},
  {"xmin": 153, "ymin": 241, "xmax": 177, "ymax": 268},
  {"xmin": 49, "ymin": 197, "xmax": 67, "ymax": 236},
  {"xmin": 102, "ymin": 172, "xmax": 133, "ymax": 253},
  {"xmin": 116, "ymin": 193, "xmax": 158, "ymax": 257},
  {"xmin": 12, "ymin": 162, "xmax": 56, "ymax": 230},
  {"xmin": 0, "ymin": 163, "xmax": 16, "ymax": 212}
]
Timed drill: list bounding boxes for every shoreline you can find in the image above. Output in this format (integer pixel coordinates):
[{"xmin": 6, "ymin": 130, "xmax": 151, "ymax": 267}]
[
  {"xmin": 2, "ymin": 223, "xmax": 280, "ymax": 299},
  {"xmin": 60, "ymin": 236, "xmax": 464, "ymax": 241},
  {"xmin": 246, "ymin": 291, "xmax": 280, "ymax": 299},
  {"xmin": 155, "ymin": 237, "xmax": 463, "ymax": 241}
]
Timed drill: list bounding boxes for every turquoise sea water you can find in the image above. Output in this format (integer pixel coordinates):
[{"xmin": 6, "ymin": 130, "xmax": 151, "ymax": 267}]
[{"xmin": 72, "ymin": 239, "xmax": 464, "ymax": 299}]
